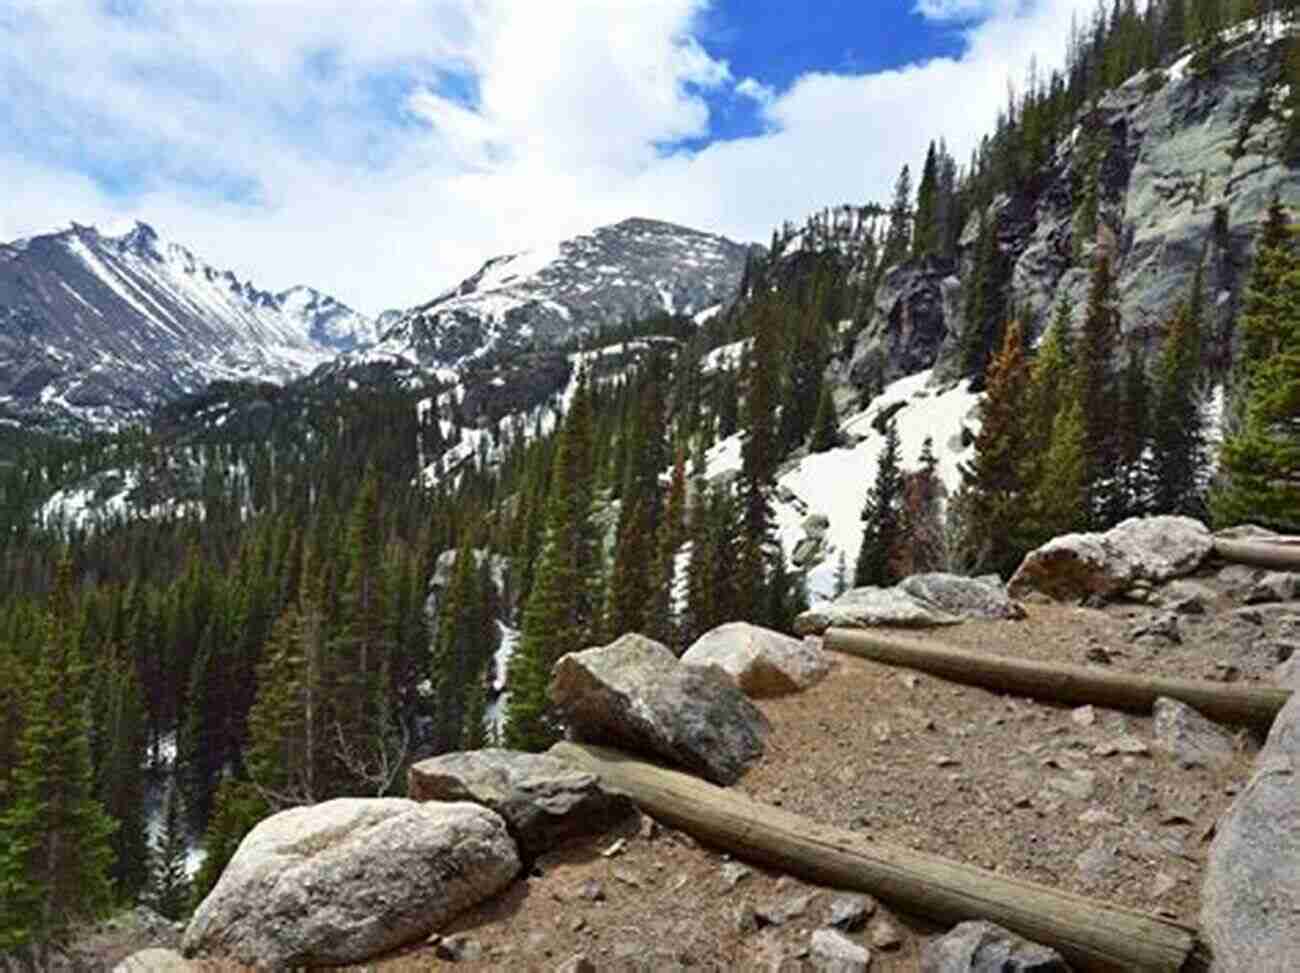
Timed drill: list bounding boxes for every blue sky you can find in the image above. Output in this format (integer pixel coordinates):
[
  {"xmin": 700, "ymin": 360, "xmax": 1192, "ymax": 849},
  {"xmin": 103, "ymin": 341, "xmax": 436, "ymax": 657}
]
[{"xmin": 1, "ymin": 1, "xmax": 1091, "ymax": 314}]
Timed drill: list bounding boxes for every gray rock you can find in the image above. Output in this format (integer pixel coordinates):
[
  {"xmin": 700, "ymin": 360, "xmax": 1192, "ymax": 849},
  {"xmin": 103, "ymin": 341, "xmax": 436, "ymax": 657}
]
[
  {"xmin": 407, "ymin": 749, "xmax": 633, "ymax": 859},
  {"xmin": 1152, "ymin": 697, "xmax": 1236, "ymax": 769},
  {"xmin": 554, "ymin": 955, "xmax": 596, "ymax": 973},
  {"xmin": 1158, "ymin": 579, "xmax": 1216, "ymax": 615},
  {"xmin": 682, "ymin": 622, "xmax": 833, "ymax": 697},
  {"xmin": 112, "ymin": 949, "xmax": 194, "ymax": 973},
  {"xmin": 182, "ymin": 798, "xmax": 519, "ymax": 969},
  {"xmin": 435, "ymin": 934, "xmax": 483, "ymax": 962},
  {"xmin": 795, "ymin": 585, "xmax": 963, "ymax": 635},
  {"xmin": 756, "ymin": 891, "xmax": 816, "ymax": 926},
  {"xmin": 869, "ymin": 916, "xmax": 903, "ymax": 950},
  {"xmin": 921, "ymin": 920, "xmax": 1069, "ymax": 972},
  {"xmin": 550, "ymin": 633, "xmax": 770, "ymax": 785},
  {"xmin": 809, "ymin": 928, "xmax": 871, "ymax": 972},
  {"xmin": 1202, "ymin": 690, "xmax": 1300, "ymax": 971},
  {"xmin": 1245, "ymin": 572, "xmax": 1300, "ymax": 605},
  {"xmin": 827, "ymin": 894, "xmax": 876, "ymax": 931},
  {"xmin": 1129, "ymin": 612, "xmax": 1182, "ymax": 644},
  {"xmin": 1275, "ymin": 655, "xmax": 1300, "ymax": 690},
  {"xmin": 721, "ymin": 862, "xmax": 753, "ymax": 889},
  {"xmin": 899, "ymin": 573, "xmax": 1026, "ymax": 621},
  {"xmin": 1008, "ymin": 516, "xmax": 1212, "ymax": 601}
]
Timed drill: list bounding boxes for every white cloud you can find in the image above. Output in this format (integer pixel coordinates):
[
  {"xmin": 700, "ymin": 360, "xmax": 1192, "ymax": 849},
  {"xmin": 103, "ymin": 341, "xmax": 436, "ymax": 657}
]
[
  {"xmin": 914, "ymin": 0, "xmax": 1003, "ymax": 21},
  {"xmin": 1, "ymin": 0, "xmax": 1096, "ymax": 317}
]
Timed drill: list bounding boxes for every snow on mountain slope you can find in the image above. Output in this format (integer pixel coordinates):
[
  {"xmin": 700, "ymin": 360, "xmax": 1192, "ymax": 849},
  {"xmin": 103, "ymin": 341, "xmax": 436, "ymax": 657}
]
[
  {"xmin": 705, "ymin": 370, "xmax": 983, "ymax": 602},
  {"xmin": 0, "ymin": 221, "xmax": 377, "ymax": 427},
  {"xmin": 376, "ymin": 217, "xmax": 751, "ymax": 368}
]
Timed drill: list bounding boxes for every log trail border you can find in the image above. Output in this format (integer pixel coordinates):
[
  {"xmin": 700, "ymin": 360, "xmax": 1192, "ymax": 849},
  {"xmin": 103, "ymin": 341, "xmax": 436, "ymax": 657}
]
[
  {"xmin": 551, "ymin": 741, "xmax": 1203, "ymax": 972},
  {"xmin": 823, "ymin": 628, "xmax": 1290, "ymax": 731}
]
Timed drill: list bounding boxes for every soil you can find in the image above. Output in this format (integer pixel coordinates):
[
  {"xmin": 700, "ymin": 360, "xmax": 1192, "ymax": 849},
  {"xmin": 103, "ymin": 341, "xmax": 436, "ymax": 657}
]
[{"xmin": 97, "ymin": 562, "xmax": 1297, "ymax": 972}]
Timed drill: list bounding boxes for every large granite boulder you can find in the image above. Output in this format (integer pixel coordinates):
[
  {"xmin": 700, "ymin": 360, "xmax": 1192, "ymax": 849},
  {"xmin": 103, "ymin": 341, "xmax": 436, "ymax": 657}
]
[
  {"xmin": 794, "ymin": 586, "xmax": 963, "ymax": 636},
  {"xmin": 1008, "ymin": 516, "xmax": 1212, "ymax": 601},
  {"xmin": 921, "ymin": 920, "xmax": 1069, "ymax": 972},
  {"xmin": 681, "ymin": 622, "xmax": 832, "ymax": 696},
  {"xmin": 550, "ymin": 633, "xmax": 769, "ymax": 785},
  {"xmin": 1202, "ymin": 692, "xmax": 1300, "ymax": 970},
  {"xmin": 407, "ymin": 749, "xmax": 634, "ymax": 858},
  {"xmin": 899, "ymin": 573, "xmax": 1025, "ymax": 621},
  {"xmin": 182, "ymin": 798, "xmax": 519, "ymax": 969}
]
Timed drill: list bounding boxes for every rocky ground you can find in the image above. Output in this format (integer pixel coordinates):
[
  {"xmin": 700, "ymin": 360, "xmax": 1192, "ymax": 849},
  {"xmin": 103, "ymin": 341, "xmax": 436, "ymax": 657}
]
[{"xmin": 96, "ymin": 557, "xmax": 1295, "ymax": 971}]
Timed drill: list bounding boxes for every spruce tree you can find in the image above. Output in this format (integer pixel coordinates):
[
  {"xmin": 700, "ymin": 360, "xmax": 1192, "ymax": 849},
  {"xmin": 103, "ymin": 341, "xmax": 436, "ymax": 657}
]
[
  {"xmin": 648, "ymin": 452, "xmax": 688, "ymax": 648},
  {"xmin": 854, "ymin": 418, "xmax": 905, "ymax": 588},
  {"xmin": 150, "ymin": 781, "xmax": 192, "ymax": 921},
  {"xmin": 737, "ymin": 298, "xmax": 781, "ymax": 621},
  {"xmin": 1150, "ymin": 295, "xmax": 1207, "ymax": 516},
  {"xmin": 957, "ymin": 320, "xmax": 1033, "ymax": 577},
  {"xmin": 810, "ymin": 384, "xmax": 839, "ymax": 453},
  {"xmin": 191, "ymin": 780, "xmax": 266, "ymax": 909},
  {"xmin": 92, "ymin": 645, "xmax": 150, "ymax": 901},
  {"xmin": 1078, "ymin": 252, "xmax": 1123, "ymax": 527},
  {"xmin": 913, "ymin": 141, "xmax": 940, "ymax": 260},
  {"xmin": 1213, "ymin": 200, "xmax": 1300, "ymax": 529},
  {"xmin": 0, "ymin": 555, "xmax": 116, "ymax": 951},
  {"xmin": 882, "ymin": 164, "xmax": 913, "ymax": 269}
]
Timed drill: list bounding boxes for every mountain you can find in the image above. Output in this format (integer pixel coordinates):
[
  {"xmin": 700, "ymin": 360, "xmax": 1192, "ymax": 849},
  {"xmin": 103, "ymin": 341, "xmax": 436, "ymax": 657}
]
[
  {"xmin": 0, "ymin": 221, "xmax": 377, "ymax": 429},
  {"xmin": 375, "ymin": 217, "xmax": 752, "ymax": 367}
]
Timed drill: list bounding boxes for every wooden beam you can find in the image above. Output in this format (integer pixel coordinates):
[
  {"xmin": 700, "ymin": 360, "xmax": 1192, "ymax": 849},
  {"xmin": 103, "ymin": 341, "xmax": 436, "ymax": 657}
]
[
  {"xmin": 823, "ymin": 628, "xmax": 1290, "ymax": 731},
  {"xmin": 550, "ymin": 741, "xmax": 1201, "ymax": 973},
  {"xmin": 1213, "ymin": 537, "xmax": 1300, "ymax": 571}
]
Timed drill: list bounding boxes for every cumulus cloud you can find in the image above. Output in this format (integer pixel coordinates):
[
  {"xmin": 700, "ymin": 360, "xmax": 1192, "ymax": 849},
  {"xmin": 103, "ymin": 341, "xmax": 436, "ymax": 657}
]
[{"xmin": 1, "ymin": 0, "xmax": 1096, "ymax": 316}]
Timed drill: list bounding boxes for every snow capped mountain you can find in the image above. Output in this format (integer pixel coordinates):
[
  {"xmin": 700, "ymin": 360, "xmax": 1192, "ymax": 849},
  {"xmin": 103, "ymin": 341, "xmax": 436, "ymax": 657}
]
[
  {"xmin": 0, "ymin": 221, "xmax": 376, "ymax": 428},
  {"xmin": 375, "ymin": 217, "xmax": 753, "ymax": 367}
]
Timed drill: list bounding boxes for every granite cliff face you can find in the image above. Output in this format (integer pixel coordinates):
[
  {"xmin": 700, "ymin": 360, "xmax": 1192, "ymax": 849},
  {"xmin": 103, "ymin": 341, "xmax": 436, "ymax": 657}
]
[
  {"xmin": 851, "ymin": 24, "xmax": 1300, "ymax": 391},
  {"xmin": 375, "ymin": 217, "xmax": 751, "ymax": 368}
]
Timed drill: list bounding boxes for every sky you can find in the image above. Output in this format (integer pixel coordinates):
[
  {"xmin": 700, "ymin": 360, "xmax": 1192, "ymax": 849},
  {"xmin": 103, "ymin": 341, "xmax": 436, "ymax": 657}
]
[{"xmin": 1, "ymin": 0, "xmax": 1099, "ymax": 317}]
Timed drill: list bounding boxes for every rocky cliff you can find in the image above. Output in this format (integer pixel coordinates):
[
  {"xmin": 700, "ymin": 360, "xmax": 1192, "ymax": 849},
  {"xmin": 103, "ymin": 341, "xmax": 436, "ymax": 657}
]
[{"xmin": 851, "ymin": 23, "xmax": 1300, "ymax": 392}]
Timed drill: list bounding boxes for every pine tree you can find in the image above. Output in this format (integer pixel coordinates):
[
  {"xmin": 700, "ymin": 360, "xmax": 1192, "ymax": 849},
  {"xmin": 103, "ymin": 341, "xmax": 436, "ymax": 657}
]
[
  {"xmin": 1150, "ymin": 293, "xmax": 1207, "ymax": 516},
  {"xmin": 1078, "ymin": 252, "xmax": 1123, "ymax": 527},
  {"xmin": 91, "ymin": 644, "xmax": 150, "ymax": 901},
  {"xmin": 882, "ymin": 164, "xmax": 913, "ymax": 269},
  {"xmin": 0, "ymin": 555, "xmax": 116, "ymax": 951},
  {"xmin": 962, "ymin": 211, "xmax": 1007, "ymax": 385},
  {"xmin": 810, "ymin": 384, "xmax": 839, "ymax": 453},
  {"xmin": 1114, "ymin": 343, "xmax": 1154, "ymax": 520},
  {"xmin": 957, "ymin": 320, "xmax": 1033, "ymax": 577},
  {"xmin": 191, "ymin": 779, "xmax": 266, "ymax": 909},
  {"xmin": 898, "ymin": 436, "xmax": 945, "ymax": 576},
  {"xmin": 1213, "ymin": 200, "xmax": 1300, "ymax": 529},
  {"xmin": 913, "ymin": 141, "xmax": 940, "ymax": 260},
  {"xmin": 150, "ymin": 781, "xmax": 191, "ymax": 921},
  {"xmin": 737, "ymin": 298, "xmax": 781, "ymax": 621},
  {"xmin": 648, "ymin": 452, "xmax": 688, "ymax": 648},
  {"xmin": 854, "ymin": 418, "xmax": 905, "ymax": 588}
]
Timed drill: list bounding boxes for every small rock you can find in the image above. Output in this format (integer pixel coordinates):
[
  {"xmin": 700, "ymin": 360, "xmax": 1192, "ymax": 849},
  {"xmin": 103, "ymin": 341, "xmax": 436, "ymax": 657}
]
[
  {"xmin": 1116, "ymin": 735, "xmax": 1150, "ymax": 756},
  {"xmin": 1048, "ymin": 769, "xmax": 1097, "ymax": 801},
  {"xmin": 111, "ymin": 949, "xmax": 193, "ymax": 973},
  {"xmin": 734, "ymin": 904, "xmax": 760, "ymax": 935},
  {"xmin": 578, "ymin": 878, "xmax": 605, "ymax": 902},
  {"xmin": 638, "ymin": 813, "xmax": 658, "ymax": 840},
  {"xmin": 601, "ymin": 837, "xmax": 627, "ymax": 858},
  {"xmin": 869, "ymin": 916, "xmax": 903, "ymax": 950},
  {"xmin": 1149, "ymin": 872, "xmax": 1179, "ymax": 900},
  {"xmin": 436, "ymin": 934, "xmax": 483, "ymax": 962},
  {"xmin": 1160, "ymin": 808, "xmax": 1196, "ymax": 825},
  {"xmin": 934, "ymin": 755, "xmax": 960, "ymax": 767},
  {"xmin": 721, "ymin": 862, "xmax": 753, "ymax": 889},
  {"xmin": 1130, "ymin": 612, "xmax": 1182, "ymax": 644},
  {"xmin": 756, "ymin": 891, "xmax": 816, "ymax": 927},
  {"xmin": 1244, "ymin": 572, "xmax": 1299, "ymax": 605},
  {"xmin": 1232, "ymin": 607, "xmax": 1264, "ymax": 626},
  {"xmin": 1268, "ymin": 639, "xmax": 1299, "ymax": 663},
  {"xmin": 1078, "ymin": 807, "xmax": 1121, "ymax": 826},
  {"xmin": 921, "ymin": 919, "xmax": 1069, "ymax": 972},
  {"xmin": 554, "ymin": 955, "xmax": 596, "ymax": 973},
  {"xmin": 1085, "ymin": 646, "xmax": 1113, "ymax": 665},
  {"xmin": 827, "ymin": 894, "xmax": 876, "ymax": 931},
  {"xmin": 809, "ymin": 929, "xmax": 871, "ymax": 972},
  {"xmin": 611, "ymin": 866, "xmax": 640, "ymax": 887},
  {"xmin": 1071, "ymin": 705, "xmax": 1096, "ymax": 727},
  {"xmin": 1153, "ymin": 696, "xmax": 1236, "ymax": 769}
]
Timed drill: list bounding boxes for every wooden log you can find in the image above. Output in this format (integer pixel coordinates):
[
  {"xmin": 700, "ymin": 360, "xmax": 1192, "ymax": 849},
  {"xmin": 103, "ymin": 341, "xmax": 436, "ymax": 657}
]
[
  {"xmin": 550, "ymin": 741, "xmax": 1201, "ymax": 973},
  {"xmin": 824, "ymin": 628, "xmax": 1290, "ymax": 731},
  {"xmin": 1213, "ymin": 537, "xmax": 1300, "ymax": 571}
]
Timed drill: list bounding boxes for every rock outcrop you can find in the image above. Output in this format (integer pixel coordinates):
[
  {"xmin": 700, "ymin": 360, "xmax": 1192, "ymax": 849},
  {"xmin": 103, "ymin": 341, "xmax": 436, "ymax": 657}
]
[
  {"xmin": 182, "ymin": 798, "xmax": 519, "ymax": 970},
  {"xmin": 681, "ymin": 622, "xmax": 833, "ymax": 697},
  {"xmin": 794, "ymin": 573, "xmax": 1021, "ymax": 636},
  {"xmin": 1008, "ymin": 516, "xmax": 1213, "ymax": 601},
  {"xmin": 1202, "ymin": 688, "xmax": 1300, "ymax": 970},
  {"xmin": 550, "ymin": 633, "xmax": 770, "ymax": 785},
  {"xmin": 407, "ymin": 749, "xmax": 634, "ymax": 859}
]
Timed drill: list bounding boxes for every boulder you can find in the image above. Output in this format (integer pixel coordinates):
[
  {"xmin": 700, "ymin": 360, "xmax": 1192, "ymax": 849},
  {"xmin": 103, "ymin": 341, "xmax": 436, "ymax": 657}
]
[
  {"xmin": 111, "ymin": 949, "xmax": 193, "ymax": 972},
  {"xmin": 550, "ymin": 633, "xmax": 770, "ymax": 785},
  {"xmin": 794, "ymin": 586, "xmax": 963, "ymax": 636},
  {"xmin": 1008, "ymin": 516, "xmax": 1212, "ymax": 601},
  {"xmin": 182, "ymin": 798, "xmax": 519, "ymax": 970},
  {"xmin": 407, "ymin": 749, "xmax": 634, "ymax": 858},
  {"xmin": 1202, "ymin": 691, "xmax": 1300, "ymax": 970},
  {"xmin": 1152, "ymin": 697, "xmax": 1236, "ymax": 770},
  {"xmin": 1157, "ymin": 579, "xmax": 1217, "ymax": 614},
  {"xmin": 921, "ymin": 920, "xmax": 1069, "ymax": 972},
  {"xmin": 681, "ymin": 622, "xmax": 832, "ymax": 697},
  {"xmin": 899, "ymin": 573, "xmax": 1025, "ymax": 621}
]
